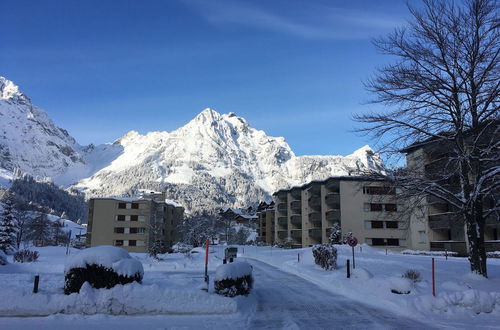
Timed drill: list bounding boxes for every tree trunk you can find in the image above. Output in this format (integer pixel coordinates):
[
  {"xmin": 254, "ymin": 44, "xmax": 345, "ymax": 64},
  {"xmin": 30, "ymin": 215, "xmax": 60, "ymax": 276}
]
[{"xmin": 465, "ymin": 206, "xmax": 487, "ymax": 277}]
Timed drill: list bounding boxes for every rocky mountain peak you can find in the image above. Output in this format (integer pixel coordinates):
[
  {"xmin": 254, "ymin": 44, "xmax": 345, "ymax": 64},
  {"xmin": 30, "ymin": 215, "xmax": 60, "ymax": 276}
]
[{"xmin": 0, "ymin": 77, "xmax": 30, "ymax": 104}]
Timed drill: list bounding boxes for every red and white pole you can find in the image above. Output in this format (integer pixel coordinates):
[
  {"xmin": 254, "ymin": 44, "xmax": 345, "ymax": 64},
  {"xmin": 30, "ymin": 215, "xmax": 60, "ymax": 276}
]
[
  {"xmin": 432, "ymin": 258, "xmax": 436, "ymax": 297},
  {"xmin": 204, "ymin": 239, "xmax": 209, "ymax": 285}
]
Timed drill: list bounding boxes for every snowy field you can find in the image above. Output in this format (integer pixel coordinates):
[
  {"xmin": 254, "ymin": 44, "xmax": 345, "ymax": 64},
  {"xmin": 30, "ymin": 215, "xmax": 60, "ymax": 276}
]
[{"xmin": 0, "ymin": 244, "xmax": 499, "ymax": 329}]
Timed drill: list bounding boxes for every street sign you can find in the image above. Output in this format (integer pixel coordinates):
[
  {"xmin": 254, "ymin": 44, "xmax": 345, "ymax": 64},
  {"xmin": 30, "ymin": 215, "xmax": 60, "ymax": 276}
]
[{"xmin": 347, "ymin": 237, "xmax": 358, "ymax": 247}]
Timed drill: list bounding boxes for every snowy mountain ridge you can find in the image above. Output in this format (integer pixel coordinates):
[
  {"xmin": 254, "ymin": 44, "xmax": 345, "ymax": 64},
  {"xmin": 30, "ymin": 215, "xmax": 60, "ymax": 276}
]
[{"xmin": 0, "ymin": 77, "xmax": 384, "ymax": 211}]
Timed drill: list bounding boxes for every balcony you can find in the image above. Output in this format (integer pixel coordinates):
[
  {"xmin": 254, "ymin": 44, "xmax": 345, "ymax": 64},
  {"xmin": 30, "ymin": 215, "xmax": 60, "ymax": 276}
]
[
  {"xmin": 308, "ymin": 196, "xmax": 321, "ymax": 209},
  {"xmin": 290, "ymin": 215, "xmax": 302, "ymax": 226},
  {"xmin": 430, "ymin": 241, "xmax": 467, "ymax": 255},
  {"xmin": 428, "ymin": 213, "xmax": 462, "ymax": 229},
  {"xmin": 307, "ymin": 184, "xmax": 321, "ymax": 196},
  {"xmin": 290, "ymin": 200, "xmax": 302, "ymax": 212},
  {"xmin": 278, "ymin": 217, "xmax": 288, "ymax": 227},
  {"xmin": 290, "ymin": 188, "xmax": 302, "ymax": 200},
  {"xmin": 325, "ymin": 210, "xmax": 340, "ymax": 222},
  {"xmin": 309, "ymin": 212, "xmax": 321, "ymax": 223},
  {"xmin": 325, "ymin": 192, "xmax": 340, "ymax": 206},
  {"xmin": 277, "ymin": 230, "xmax": 287, "ymax": 239},
  {"xmin": 325, "ymin": 179, "xmax": 340, "ymax": 193},
  {"xmin": 277, "ymin": 202, "xmax": 287, "ymax": 212},
  {"xmin": 290, "ymin": 229, "xmax": 302, "ymax": 238},
  {"xmin": 308, "ymin": 228, "xmax": 322, "ymax": 239}
]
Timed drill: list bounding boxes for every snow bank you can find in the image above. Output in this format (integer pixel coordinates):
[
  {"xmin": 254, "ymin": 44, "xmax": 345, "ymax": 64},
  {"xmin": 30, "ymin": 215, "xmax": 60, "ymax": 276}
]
[
  {"xmin": 401, "ymin": 249, "xmax": 458, "ymax": 256},
  {"xmin": 64, "ymin": 246, "xmax": 143, "ymax": 277},
  {"xmin": 415, "ymin": 289, "xmax": 500, "ymax": 314},
  {"xmin": 0, "ymin": 282, "xmax": 237, "ymax": 316},
  {"xmin": 215, "ymin": 261, "xmax": 252, "ymax": 281}
]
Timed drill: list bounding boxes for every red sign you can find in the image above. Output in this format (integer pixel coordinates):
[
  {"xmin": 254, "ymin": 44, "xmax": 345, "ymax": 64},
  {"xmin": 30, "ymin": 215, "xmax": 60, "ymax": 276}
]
[{"xmin": 347, "ymin": 237, "xmax": 358, "ymax": 247}]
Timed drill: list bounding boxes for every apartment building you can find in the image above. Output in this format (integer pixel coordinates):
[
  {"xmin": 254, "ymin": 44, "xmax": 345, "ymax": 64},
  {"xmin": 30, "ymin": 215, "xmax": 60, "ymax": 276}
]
[
  {"xmin": 86, "ymin": 191, "xmax": 184, "ymax": 253},
  {"xmin": 271, "ymin": 176, "xmax": 409, "ymax": 250},
  {"xmin": 403, "ymin": 139, "xmax": 500, "ymax": 255},
  {"xmin": 257, "ymin": 202, "xmax": 275, "ymax": 245}
]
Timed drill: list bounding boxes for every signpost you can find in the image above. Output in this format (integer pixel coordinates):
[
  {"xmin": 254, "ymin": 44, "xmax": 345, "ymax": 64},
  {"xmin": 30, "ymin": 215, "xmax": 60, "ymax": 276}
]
[{"xmin": 347, "ymin": 237, "xmax": 358, "ymax": 269}]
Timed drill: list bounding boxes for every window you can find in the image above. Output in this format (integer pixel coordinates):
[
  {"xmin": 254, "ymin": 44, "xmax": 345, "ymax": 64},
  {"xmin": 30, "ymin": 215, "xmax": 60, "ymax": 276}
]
[
  {"xmin": 371, "ymin": 238, "xmax": 386, "ymax": 246},
  {"xmin": 387, "ymin": 239, "xmax": 399, "ymax": 246},
  {"xmin": 118, "ymin": 203, "xmax": 126, "ymax": 209},
  {"xmin": 137, "ymin": 228, "xmax": 146, "ymax": 234},
  {"xmin": 138, "ymin": 216, "xmax": 146, "ymax": 222},
  {"xmin": 418, "ymin": 231, "xmax": 427, "ymax": 243},
  {"xmin": 371, "ymin": 221, "xmax": 384, "ymax": 229},
  {"xmin": 117, "ymin": 215, "xmax": 125, "ymax": 221},
  {"xmin": 386, "ymin": 221, "xmax": 398, "ymax": 229},
  {"xmin": 131, "ymin": 203, "xmax": 139, "ymax": 209},
  {"xmin": 370, "ymin": 204, "xmax": 383, "ymax": 212},
  {"xmin": 129, "ymin": 240, "xmax": 137, "ymax": 246},
  {"xmin": 114, "ymin": 240, "xmax": 123, "ymax": 246},
  {"xmin": 137, "ymin": 240, "xmax": 145, "ymax": 247},
  {"xmin": 363, "ymin": 186, "xmax": 395, "ymax": 195},
  {"xmin": 385, "ymin": 204, "xmax": 397, "ymax": 212},
  {"xmin": 130, "ymin": 215, "xmax": 138, "ymax": 222},
  {"xmin": 129, "ymin": 227, "xmax": 137, "ymax": 234},
  {"xmin": 114, "ymin": 227, "xmax": 124, "ymax": 233}
]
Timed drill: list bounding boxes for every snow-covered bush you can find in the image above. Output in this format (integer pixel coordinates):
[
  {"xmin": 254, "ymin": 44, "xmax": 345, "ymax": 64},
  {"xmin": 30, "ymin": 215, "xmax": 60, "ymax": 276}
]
[
  {"xmin": 172, "ymin": 242, "xmax": 193, "ymax": 253},
  {"xmin": 214, "ymin": 261, "xmax": 253, "ymax": 297},
  {"xmin": 312, "ymin": 244, "xmax": 337, "ymax": 270},
  {"xmin": 390, "ymin": 277, "xmax": 412, "ymax": 294},
  {"xmin": 64, "ymin": 246, "xmax": 143, "ymax": 294},
  {"xmin": 402, "ymin": 269, "xmax": 421, "ymax": 283},
  {"xmin": 13, "ymin": 249, "xmax": 39, "ymax": 263},
  {"xmin": 0, "ymin": 250, "xmax": 7, "ymax": 265}
]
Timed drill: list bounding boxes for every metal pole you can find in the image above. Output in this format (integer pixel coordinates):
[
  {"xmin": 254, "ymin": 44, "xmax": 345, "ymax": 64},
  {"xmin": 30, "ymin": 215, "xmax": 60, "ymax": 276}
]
[
  {"xmin": 66, "ymin": 230, "xmax": 72, "ymax": 255},
  {"xmin": 352, "ymin": 246, "xmax": 355, "ymax": 269},
  {"xmin": 297, "ymin": 253, "xmax": 300, "ymax": 263},
  {"xmin": 33, "ymin": 275, "xmax": 40, "ymax": 293},
  {"xmin": 204, "ymin": 239, "xmax": 209, "ymax": 285},
  {"xmin": 432, "ymin": 258, "xmax": 436, "ymax": 297},
  {"xmin": 346, "ymin": 259, "xmax": 350, "ymax": 278}
]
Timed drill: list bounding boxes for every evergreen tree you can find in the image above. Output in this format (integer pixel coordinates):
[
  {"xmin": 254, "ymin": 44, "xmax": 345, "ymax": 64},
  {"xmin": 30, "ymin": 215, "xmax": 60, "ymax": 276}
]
[
  {"xmin": 0, "ymin": 197, "xmax": 19, "ymax": 254},
  {"xmin": 26, "ymin": 213, "xmax": 52, "ymax": 247}
]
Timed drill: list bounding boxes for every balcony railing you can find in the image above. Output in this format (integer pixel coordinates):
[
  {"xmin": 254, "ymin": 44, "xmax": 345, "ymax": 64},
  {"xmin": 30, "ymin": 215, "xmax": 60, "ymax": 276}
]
[
  {"xmin": 290, "ymin": 229, "xmax": 302, "ymax": 238},
  {"xmin": 309, "ymin": 212, "xmax": 321, "ymax": 223},
  {"xmin": 308, "ymin": 196, "xmax": 321, "ymax": 208},
  {"xmin": 430, "ymin": 241, "xmax": 467, "ymax": 255},
  {"xmin": 290, "ymin": 215, "xmax": 302, "ymax": 226},
  {"xmin": 278, "ymin": 217, "xmax": 288, "ymax": 226},
  {"xmin": 290, "ymin": 189, "xmax": 302, "ymax": 200},
  {"xmin": 325, "ymin": 210, "xmax": 340, "ymax": 222},
  {"xmin": 290, "ymin": 200, "xmax": 302, "ymax": 212},
  {"xmin": 308, "ymin": 228, "xmax": 322, "ymax": 239},
  {"xmin": 428, "ymin": 213, "xmax": 462, "ymax": 229},
  {"xmin": 277, "ymin": 230, "xmax": 287, "ymax": 239},
  {"xmin": 325, "ymin": 192, "xmax": 340, "ymax": 206},
  {"xmin": 277, "ymin": 202, "xmax": 287, "ymax": 211}
]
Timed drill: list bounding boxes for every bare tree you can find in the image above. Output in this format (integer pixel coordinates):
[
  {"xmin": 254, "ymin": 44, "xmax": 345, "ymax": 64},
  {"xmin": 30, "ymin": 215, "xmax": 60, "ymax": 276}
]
[{"xmin": 355, "ymin": 0, "xmax": 499, "ymax": 276}]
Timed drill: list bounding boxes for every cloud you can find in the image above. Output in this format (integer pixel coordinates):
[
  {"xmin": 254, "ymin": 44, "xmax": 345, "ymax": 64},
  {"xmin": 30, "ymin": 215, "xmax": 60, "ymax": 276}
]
[{"xmin": 181, "ymin": 0, "xmax": 404, "ymax": 40}]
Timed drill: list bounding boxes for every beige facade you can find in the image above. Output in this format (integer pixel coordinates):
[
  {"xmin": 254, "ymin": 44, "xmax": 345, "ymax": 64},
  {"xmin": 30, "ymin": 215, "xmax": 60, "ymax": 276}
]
[
  {"xmin": 405, "ymin": 144, "xmax": 500, "ymax": 255},
  {"xmin": 257, "ymin": 208, "xmax": 275, "ymax": 245},
  {"xmin": 86, "ymin": 192, "xmax": 183, "ymax": 253},
  {"xmin": 270, "ymin": 177, "xmax": 410, "ymax": 250}
]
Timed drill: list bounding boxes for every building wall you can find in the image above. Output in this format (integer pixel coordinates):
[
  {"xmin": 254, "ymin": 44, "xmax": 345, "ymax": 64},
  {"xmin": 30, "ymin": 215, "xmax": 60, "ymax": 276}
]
[{"xmin": 87, "ymin": 198, "xmax": 183, "ymax": 253}]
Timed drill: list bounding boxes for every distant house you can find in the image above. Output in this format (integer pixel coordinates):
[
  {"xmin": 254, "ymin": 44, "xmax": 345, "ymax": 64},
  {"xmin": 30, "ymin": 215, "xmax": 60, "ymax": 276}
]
[{"xmin": 219, "ymin": 207, "xmax": 258, "ymax": 225}]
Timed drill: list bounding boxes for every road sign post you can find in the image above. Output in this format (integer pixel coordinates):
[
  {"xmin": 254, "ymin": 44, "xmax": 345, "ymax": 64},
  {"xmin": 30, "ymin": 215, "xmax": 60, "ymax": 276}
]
[
  {"xmin": 204, "ymin": 239, "xmax": 209, "ymax": 286},
  {"xmin": 347, "ymin": 237, "xmax": 358, "ymax": 269}
]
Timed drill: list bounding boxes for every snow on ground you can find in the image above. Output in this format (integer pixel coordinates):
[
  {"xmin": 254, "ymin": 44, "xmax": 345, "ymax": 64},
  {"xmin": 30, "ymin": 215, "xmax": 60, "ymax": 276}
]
[
  {"xmin": 0, "ymin": 246, "xmax": 250, "ymax": 317},
  {"xmin": 235, "ymin": 244, "xmax": 500, "ymax": 328}
]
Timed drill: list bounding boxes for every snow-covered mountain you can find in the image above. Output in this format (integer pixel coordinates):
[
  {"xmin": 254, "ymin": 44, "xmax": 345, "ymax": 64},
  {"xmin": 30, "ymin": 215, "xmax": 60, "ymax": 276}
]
[
  {"xmin": 0, "ymin": 77, "xmax": 86, "ymax": 184},
  {"xmin": 0, "ymin": 77, "xmax": 384, "ymax": 211}
]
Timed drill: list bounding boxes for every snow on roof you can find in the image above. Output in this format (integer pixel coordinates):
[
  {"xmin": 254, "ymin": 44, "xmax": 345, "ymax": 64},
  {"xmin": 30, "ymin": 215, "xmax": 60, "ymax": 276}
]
[
  {"xmin": 64, "ymin": 245, "xmax": 144, "ymax": 277},
  {"xmin": 164, "ymin": 198, "xmax": 183, "ymax": 208},
  {"xmin": 215, "ymin": 261, "xmax": 253, "ymax": 281},
  {"xmin": 92, "ymin": 196, "xmax": 182, "ymax": 208}
]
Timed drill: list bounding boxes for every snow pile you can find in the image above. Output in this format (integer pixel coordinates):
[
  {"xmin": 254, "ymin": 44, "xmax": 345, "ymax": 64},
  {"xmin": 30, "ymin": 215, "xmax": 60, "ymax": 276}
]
[
  {"xmin": 402, "ymin": 249, "xmax": 458, "ymax": 257},
  {"xmin": 65, "ymin": 246, "xmax": 143, "ymax": 277},
  {"xmin": 415, "ymin": 289, "xmax": 499, "ymax": 314},
  {"xmin": 215, "ymin": 261, "xmax": 253, "ymax": 281},
  {"xmin": 389, "ymin": 277, "xmax": 412, "ymax": 294},
  {"xmin": 0, "ymin": 282, "xmax": 237, "ymax": 316}
]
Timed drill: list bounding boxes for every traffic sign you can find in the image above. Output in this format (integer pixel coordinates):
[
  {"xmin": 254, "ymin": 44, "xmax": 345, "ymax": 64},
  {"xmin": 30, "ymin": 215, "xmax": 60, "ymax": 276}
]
[{"xmin": 347, "ymin": 237, "xmax": 358, "ymax": 247}]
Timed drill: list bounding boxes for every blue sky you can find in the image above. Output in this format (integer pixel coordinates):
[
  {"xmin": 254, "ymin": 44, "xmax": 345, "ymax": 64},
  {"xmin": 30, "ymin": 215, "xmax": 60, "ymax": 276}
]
[{"xmin": 1, "ymin": 0, "xmax": 413, "ymax": 155}]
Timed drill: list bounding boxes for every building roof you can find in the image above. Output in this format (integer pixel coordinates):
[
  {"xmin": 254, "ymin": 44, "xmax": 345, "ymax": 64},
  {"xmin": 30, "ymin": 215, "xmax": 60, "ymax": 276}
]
[
  {"xmin": 272, "ymin": 175, "xmax": 386, "ymax": 196},
  {"xmin": 91, "ymin": 196, "xmax": 183, "ymax": 209}
]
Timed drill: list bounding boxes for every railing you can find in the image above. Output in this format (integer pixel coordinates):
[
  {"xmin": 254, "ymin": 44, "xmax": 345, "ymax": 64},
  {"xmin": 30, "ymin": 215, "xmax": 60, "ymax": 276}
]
[
  {"xmin": 277, "ymin": 203, "xmax": 287, "ymax": 211},
  {"xmin": 428, "ymin": 213, "xmax": 462, "ymax": 229},
  {"xmin": 430, "ymin": 241, "xmax": 467, "ymax": 255},
  {"xmin": 325, "ymin": 192, "xmax": 340, "ymax": 206},
  {"xmin": 277, "ymin": 231, "xmax": 287, "ymax": 239},
  {"xmin": 277, "ymin": 217, "xmax": 288, "ymax": 226},
  {"xmin": 290, "ymin": 229, "xmax": 302, "ymax": 238},
  {"xmin": 308, "ymin": 228, "xmax": 322, "ymax": 239},
  {"xmin": 308, "ymin": 196, "xmax": 321, "ymax": 208},
  {"xmin": 290, "ymin": 215, "xmax": 302, "ymax": 226},
  {"xmin": 290, "ymin": 200, "xmax": 302, "ymax": 212},
  {"xmin": 309, "ymin": 212, "xmax": 321, "ymax": 222},
  {"xmin": 325, "ymin": 210, "xmax": 340, "ymax": 222}
]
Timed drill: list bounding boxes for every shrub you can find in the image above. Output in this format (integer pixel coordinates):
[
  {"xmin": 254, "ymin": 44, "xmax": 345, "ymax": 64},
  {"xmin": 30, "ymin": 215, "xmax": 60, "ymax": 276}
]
[
  {"xmin": 64, "ymin": 264, "xmax": 143, "ymax": 294},
  {"xmin": 214, "ymin": 262, "xmax": 253, "ymax": 297},
  {"xmin": 312, "ymin": 244, "xmax": 337, "ymax": 270},
  {"xmin": 13, "ymin": 249, "xmax": 39, "ymax": 263},
  {"xmin": 402, "ymin": 269, "xmax": 421, "ymax": 283},
  {"xmin": 64, "ymin": 246, "xmax": 144, "ymax": 294}
]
